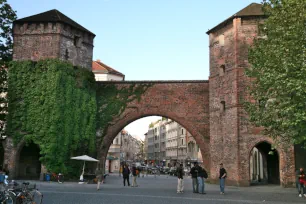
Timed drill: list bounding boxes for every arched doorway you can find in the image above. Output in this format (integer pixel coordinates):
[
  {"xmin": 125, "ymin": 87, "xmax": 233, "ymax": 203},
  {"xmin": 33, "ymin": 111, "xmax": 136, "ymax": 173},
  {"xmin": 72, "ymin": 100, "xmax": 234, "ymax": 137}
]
[
  {"xmin": 100, "ymin": 115, "xmax": 208, "ymax": 176},
  {"xmin": 250, "ymin": 141, "xmax": 280, "ymax": 185},
  {"xmin": 18, "ymin": 142, "xmax": 41, "ymax": 179}
]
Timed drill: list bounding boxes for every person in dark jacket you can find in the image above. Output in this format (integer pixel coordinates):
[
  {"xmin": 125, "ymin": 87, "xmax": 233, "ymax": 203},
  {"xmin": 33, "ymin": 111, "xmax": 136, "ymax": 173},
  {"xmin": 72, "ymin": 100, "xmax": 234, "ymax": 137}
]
[
  {"xmin": 219, "ymin": 163, "xmax": 227, "ymax": 195},
  {"xmin": 176, "ymin": 164, "xmax": 184, "ymax": 193},
  {"xmin": 190, "ymin": 162, "xmax": 199, "ymax": 193},
  {"xmin": 131, "ymin": 164, "xmax": 138, "ymax": 187},
  {"xmin": 198, "ymin": 166, "xmax": 208, "ymax": 194},
  {"xmin": 122, "ymin": 165, "xmax": 130, "ymax": 186}
]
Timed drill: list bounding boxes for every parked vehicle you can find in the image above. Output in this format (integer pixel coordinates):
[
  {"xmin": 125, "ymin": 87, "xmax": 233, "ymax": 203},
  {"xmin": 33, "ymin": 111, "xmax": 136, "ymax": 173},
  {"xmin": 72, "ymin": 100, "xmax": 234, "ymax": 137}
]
[{"xmin": 169, "ymin": 167, "xmax": 177, "ymax": 176}]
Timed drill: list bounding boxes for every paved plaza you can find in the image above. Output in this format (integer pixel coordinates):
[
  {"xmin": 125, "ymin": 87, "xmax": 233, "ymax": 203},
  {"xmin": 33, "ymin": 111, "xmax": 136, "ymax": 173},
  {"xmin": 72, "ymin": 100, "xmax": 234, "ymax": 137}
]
[{"xmin": 25, "ymin": 174, "xmax": 304, "ymax": 204}]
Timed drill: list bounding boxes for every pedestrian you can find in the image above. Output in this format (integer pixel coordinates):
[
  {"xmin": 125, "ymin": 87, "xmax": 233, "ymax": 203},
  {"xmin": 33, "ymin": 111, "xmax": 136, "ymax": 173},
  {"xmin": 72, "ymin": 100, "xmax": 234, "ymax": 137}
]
[
  {"xmin": 219, "ymin": 163, "xmax": 227, "ymax": 195},
  {"xmin": 177, "ymin": 163, "xmax": 184, "ymax": 193},
  {"xmin": 95, "ymin": 165, "xmax": 103, "ymax": 191},
  {"xmin": 190, "ymin": 162, "xmax": 199, "ymax": 193},
  {"xmin": 296, "ymin": 167, "xmax": 306, "ymax": 197},
  {"xmin": 198, "ymin": 166, "xmax": 208, "ymax": 194},
  {"xmin": 131, "ymin": 164, "xmax": 138, "ymax": 187},
  {"xmin": 122, "ymin": 164, "xmax": 130, "ymax": 186}
]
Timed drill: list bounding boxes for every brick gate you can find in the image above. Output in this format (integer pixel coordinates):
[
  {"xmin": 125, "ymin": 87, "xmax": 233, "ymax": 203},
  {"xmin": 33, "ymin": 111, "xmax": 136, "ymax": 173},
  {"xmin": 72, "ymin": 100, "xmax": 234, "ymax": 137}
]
[{"xmin": 96, "ymin": 81, "xmax": 210, "ymax": 176}]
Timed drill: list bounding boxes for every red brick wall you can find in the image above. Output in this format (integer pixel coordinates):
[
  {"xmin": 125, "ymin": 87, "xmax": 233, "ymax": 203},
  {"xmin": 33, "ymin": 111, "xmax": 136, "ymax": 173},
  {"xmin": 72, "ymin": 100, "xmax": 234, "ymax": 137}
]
[
  {"xmin": 209, "ymin": 17, "xmax": 295, "ymax": 186},
  {"xmin": 97, "ymin": 81, "xmax": 210, "ymax": 174}
]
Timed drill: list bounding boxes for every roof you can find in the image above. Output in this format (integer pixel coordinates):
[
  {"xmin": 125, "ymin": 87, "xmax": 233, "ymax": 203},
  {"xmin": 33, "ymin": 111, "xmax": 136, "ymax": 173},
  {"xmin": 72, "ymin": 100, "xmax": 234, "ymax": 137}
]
[
  {"xmin": 92, "ymin": 60, "xmax": 125, "ymax": 77},
  {"xmin": 14, "ymin": 9, "xmax": 95, "ymax": 36},
  {"xmin": 206, "ymin": 3, "xmax": 265, "ymax": 34}
]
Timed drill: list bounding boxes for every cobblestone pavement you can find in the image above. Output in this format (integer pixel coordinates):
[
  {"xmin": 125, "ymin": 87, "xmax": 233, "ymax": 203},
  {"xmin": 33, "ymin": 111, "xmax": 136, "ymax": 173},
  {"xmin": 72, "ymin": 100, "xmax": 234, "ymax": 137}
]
[{"xmin": 24, "ymin": 174, "xmax": 304, "ymax": 204}]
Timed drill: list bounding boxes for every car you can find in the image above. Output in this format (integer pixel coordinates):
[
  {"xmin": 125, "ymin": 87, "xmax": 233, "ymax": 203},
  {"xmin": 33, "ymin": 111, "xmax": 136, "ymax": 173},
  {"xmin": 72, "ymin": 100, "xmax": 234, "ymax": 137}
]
[{"xmin": 169, "ymin": 167, "xmax": 177, "ymax": 176}]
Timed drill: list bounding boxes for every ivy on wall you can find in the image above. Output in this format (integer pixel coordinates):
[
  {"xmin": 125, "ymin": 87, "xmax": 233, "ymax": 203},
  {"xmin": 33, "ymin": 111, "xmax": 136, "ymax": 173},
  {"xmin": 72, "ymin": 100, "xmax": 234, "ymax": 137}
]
[
  {"xmin": 6, "ymin": 59, "xmax": 96, "ymax": 176},
  {"xmin": 96, "ymin": 83, "xmax": 152, "ymax": 148}
]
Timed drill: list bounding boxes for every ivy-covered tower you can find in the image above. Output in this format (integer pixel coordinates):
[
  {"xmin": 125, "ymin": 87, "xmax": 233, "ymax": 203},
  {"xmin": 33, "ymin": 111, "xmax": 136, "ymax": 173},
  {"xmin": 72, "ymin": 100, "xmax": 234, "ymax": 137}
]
[{"xmin": 13, "ymin": 9, "xmax": 95, "ymax": 70}]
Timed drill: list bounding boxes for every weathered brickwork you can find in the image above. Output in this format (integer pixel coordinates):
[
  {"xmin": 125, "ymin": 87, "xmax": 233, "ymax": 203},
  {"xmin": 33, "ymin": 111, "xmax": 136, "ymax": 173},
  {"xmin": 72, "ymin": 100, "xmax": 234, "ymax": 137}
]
[
  {"xmin": 4, "ymin": 6, "xmax": 297, "ymax": 186},
  {"xmin": 208, "ymin": 16, "xmax": 295, "ymax": 187},
  {"xmin": 13, "ymin": 21, "xmax": 94, "ymax": 70},
  {"xmin": 96, "ymin": 81, "xmax": 210, "ymax": 174}
]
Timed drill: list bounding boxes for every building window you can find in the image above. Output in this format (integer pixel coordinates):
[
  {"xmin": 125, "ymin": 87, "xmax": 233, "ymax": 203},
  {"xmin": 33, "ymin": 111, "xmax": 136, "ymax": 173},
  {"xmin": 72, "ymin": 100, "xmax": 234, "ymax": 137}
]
[
  {"xmin": 74, "ymin": 36, "xmax": 81, "ymax": 47},
  {"xmin": 219, "ymin": 34, "xmax": 225, "ymax": 46},
  {"xmin": 219, "ymin": 65, "xmax": 225, "ymax": 76},
  {"xmin": 181, "ymin": 129, "xmax": 184, "ymax": 135},
  {"xmin": 181, "ymin": 139, "xmax": 183, "ymax": 145},
  {"xmin": 221, "ymin": 101, "xmax": 226, "ymax": 112}
]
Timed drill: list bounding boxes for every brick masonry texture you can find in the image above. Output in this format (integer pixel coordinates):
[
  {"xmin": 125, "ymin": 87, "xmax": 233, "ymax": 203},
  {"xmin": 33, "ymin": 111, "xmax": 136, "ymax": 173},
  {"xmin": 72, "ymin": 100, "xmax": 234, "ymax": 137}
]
[
  {"xmin": 5, "ymin": 10, "xmax": 297, "ymax": 187},
  {"xmin": 13, "ymin": 22, "xmax": 94, "ymax": 70},
  {"xmin": 96, "ymin": 81, "xmax": 211, "ymax": 175}
]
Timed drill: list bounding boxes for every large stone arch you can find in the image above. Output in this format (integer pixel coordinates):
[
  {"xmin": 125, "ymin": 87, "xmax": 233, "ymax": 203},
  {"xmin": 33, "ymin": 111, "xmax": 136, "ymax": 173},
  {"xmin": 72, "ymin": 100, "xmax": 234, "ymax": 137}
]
[{"xmin": 96, "ymin": 81, "xmax": 210, "ymax": 175}]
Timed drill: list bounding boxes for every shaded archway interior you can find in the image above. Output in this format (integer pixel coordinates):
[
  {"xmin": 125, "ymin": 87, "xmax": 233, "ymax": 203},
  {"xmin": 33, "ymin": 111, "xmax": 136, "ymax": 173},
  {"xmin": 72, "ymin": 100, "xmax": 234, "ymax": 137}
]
[
  {"xmin": 18, "ymin": 142, "xmax": 41, "ymax": 179},
  {"xmin": 250, "ymin": 142, "xmax": 280, "ymax": 185}
]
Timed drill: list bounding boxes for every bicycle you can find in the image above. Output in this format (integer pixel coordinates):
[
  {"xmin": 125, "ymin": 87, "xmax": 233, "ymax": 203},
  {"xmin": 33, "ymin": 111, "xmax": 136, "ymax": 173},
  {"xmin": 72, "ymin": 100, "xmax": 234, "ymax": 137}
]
[
  {"xmin": 0, "ymin": 185, "xmax": 15, "ymax": 204},
  {"xmin": 8, "ymin": 182, "xmax": 43, "ymax": 204}
]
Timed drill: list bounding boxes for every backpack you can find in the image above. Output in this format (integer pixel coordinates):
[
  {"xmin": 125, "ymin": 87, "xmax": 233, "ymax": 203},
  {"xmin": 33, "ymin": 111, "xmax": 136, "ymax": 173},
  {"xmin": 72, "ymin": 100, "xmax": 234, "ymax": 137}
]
[{"xmin": 203, "ymin": 169, "xmax": 208, "ymax": 179}]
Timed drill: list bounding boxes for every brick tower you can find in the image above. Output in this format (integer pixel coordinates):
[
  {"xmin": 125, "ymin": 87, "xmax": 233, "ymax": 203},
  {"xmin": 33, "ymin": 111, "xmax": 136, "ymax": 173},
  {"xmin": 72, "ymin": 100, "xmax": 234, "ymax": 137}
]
[
  {"xmin": 13, "ymin": 9, "xmax": 95, "ymax": 70},
  {"xmin": 207, "ymin": 3, "xmax": 295, "ymax": 186}
]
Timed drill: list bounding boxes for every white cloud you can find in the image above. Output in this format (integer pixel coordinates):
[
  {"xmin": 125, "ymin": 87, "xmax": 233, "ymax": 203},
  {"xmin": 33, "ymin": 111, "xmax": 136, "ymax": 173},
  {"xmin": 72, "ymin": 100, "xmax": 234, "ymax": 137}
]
[{"xmin": 124, "ymin": 116, "xmax": 162, "ymax": 140}]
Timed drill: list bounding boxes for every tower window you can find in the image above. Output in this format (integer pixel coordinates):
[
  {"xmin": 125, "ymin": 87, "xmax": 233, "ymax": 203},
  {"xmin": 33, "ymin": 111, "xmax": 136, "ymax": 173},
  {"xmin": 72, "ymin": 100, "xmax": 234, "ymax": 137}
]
[
  {"xmin": 64, "ymin": 49, "xmax": 69, "ymax": 60},
  {"xmin": 219, "ymin": 34, "xmax": 225, "ymax": 46},
  {"xmin": 219, "ymin": 65, "xmax": 225, "ymax": 76},
  {"xmin": 74, "ymin": 36, "xmax": 81, "ymax": 47},
  {"xmin": 221, "ymin": 101, "xmax": 226, "ymax": 112}
]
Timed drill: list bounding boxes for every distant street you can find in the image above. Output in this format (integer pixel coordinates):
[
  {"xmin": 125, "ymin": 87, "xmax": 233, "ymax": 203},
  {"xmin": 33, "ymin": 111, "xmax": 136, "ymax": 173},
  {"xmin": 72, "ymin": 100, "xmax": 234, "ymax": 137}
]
[{"xmin": 26, "ymin": 174, "xmax": 304, "ymax": 204}]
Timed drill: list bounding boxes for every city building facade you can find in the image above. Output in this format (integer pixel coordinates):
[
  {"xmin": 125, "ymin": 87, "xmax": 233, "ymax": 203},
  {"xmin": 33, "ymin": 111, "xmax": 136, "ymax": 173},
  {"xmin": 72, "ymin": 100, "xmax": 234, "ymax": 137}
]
[
  {"xmin": 105, "ymin": 130, "xmax": 142, "ymax": 173},
  {"xmin": 145, "ymin": 119, "xmax": 203, "ymax": 167}
]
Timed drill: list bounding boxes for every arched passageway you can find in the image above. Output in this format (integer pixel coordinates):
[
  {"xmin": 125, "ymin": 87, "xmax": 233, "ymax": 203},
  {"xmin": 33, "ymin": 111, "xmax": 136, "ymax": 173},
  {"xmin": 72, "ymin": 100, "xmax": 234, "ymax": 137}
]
[
  {"xmin": 96, "ymin": 81, "xmax": 210, "ymax": 177},
  {"xmin": 18, "ymin": 142, "xmax": 41, "ymax": 179},
  {"xmin": 250, "ymin": 142, "xmax": 280, "ymax": 185}
]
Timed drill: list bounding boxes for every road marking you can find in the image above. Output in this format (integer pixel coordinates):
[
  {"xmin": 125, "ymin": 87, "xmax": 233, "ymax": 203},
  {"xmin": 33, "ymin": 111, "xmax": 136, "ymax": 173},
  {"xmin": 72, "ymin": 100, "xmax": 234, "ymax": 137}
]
[{"xmin": 40, "ymin": 190, "xmax": 303, "ymax": 204}]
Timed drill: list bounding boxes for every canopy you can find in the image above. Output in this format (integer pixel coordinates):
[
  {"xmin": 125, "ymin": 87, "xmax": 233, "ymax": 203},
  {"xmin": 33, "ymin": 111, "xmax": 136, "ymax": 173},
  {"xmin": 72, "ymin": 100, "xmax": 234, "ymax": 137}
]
[
  {"xmin": 71, "ymin": 155, "xmax": 99, "ymax": 183},
  {"xmin": 71, "ymin": 155, "xmax": 99, "ymax": 162}
]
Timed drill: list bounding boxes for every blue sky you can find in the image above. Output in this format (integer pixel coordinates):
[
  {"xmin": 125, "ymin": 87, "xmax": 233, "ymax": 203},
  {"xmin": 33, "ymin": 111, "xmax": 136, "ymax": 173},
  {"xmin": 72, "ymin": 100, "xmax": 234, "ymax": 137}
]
[
  {"xmin": 8, "ymin": 0, "xmax": 261, "ymax": 139},
  {"xmin": 9, "ymin": 0, "xmax": 260, "ymax": 81}
]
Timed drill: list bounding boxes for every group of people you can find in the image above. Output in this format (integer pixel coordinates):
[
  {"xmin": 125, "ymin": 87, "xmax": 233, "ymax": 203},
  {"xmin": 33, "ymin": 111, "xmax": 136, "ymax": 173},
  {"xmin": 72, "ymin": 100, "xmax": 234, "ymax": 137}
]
[
  {"xmin": 176, "ymin": 162, "xmax": 227, "ymax": 195},
  {"xmin": 121, "ymin": 164, "xmax": 139, "ymax": 187}
]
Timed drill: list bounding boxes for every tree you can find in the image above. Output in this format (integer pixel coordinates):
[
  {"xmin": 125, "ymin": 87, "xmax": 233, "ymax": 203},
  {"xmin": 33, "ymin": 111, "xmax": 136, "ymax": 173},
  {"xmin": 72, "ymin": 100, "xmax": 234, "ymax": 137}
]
[
  {"xmin": 0, "ymin": 0, "xmax": 17, "ymax": 137},
  {"xmin": 246, "ymin": 0, "xmax": 306, "ymax": 145}
]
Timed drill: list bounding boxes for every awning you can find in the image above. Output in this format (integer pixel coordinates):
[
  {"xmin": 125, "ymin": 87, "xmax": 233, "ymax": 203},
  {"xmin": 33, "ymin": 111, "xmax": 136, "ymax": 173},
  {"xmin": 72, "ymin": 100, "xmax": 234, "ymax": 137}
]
[{"xmin": 107, "ymin": 156, "xmax": 118, "ymax": 160}]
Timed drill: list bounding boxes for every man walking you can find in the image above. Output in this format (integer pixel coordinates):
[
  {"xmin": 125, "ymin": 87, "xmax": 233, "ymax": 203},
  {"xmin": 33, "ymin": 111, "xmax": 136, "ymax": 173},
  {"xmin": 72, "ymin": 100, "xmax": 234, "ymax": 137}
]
[
  {"xmin": 219, "ymin": 163, "xmax": 227, "ymax": 195},
  {"xmin": 176, "ymin": 163, "xmax": 184, "ymax": 193},
  {"xmin": 190, "ymin": 162, "xmax": 199, "ymax": 193},
  {"xmin": 131, "ymin": 164, "xmax": 138, "ymax": 187},
  {"xmin": 296, "ymin": 167, "xmax": 306, "ymax": 197},
  {"xmin": 122, "ymin": 164, "xmax": 130, "ymax": 186},
  {"xmin": 95, "ymin": 165, "xmax": 103, "ymax": 191}
]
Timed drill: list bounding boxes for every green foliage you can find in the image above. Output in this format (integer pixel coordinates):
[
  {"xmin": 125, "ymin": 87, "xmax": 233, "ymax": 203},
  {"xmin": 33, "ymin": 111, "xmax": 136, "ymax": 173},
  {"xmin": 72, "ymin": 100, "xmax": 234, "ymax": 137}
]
[
  {"xmin": 149, "ymin": 122, "xmax": 154, "ymax": 128},
  {"xmin": 7, "ymin": 59, "xmax": 96, "ymax": 176},
  {"xmin": 96, "ymin": 83, "xmax": 151, "ymax": 148},
  {"xmin": 0, "ymin": 0, "xmax": 17, "ymax": 137},
  {"xmin": 246, "ymin": 0, "xmax": 306, "ymax": 145}
]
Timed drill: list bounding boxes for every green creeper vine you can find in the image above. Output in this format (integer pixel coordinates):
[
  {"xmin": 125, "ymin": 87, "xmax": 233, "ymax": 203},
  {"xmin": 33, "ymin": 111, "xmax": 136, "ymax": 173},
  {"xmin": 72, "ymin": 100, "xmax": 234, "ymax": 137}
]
[
  {"xmin": 7, "ymin": 59, "xmax": 96, "ymax": 176},
  {"xmin": 96, "ymin": 83, "xmax": 152, "ymax": 148}
]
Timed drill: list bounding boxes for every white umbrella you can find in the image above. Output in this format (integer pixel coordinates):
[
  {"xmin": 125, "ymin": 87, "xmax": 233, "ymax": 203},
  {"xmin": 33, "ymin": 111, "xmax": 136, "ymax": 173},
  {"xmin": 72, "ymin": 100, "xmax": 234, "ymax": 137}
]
[{"xmin": 71, "ymin": 155, "xmax": 99, "ymax": 183}]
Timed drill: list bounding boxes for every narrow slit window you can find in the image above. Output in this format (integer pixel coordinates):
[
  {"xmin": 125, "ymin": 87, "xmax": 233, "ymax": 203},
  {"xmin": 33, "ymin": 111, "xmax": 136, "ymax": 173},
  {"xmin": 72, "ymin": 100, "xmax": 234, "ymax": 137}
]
[
  {"xmin": 219, "ymin": 34, "xmax": 225, "ymax": 46},
  {"xmin": 74, "ymin": 36, "xmax": 81, "ymax": 47},
  {"xmin": 220, "ymin": 65, "xmax": 225, "ymax": 76},
  {"xmin": 221, "ymin": 101, "xmax": 226, "ymax": 112}
]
